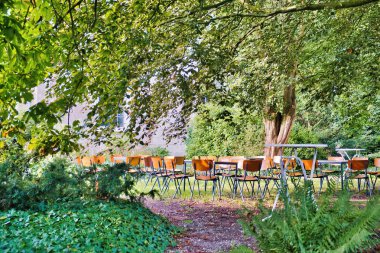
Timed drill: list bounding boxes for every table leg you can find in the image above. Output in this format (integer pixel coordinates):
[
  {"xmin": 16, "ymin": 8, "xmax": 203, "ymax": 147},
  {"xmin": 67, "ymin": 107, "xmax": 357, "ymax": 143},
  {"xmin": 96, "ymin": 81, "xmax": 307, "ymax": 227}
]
[{"xmin": 341, "ymin": 162, "xmax": 344, "ymax": 190}]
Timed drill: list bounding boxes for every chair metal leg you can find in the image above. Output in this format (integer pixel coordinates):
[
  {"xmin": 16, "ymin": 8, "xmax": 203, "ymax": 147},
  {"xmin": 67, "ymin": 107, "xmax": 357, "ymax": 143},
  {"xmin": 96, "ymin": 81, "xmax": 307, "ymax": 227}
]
[
  {"xmin": 212, "ymin": 182, "xmax": 215, "ymax": 201},
  {"xmin": 187, "ymin": 177, "xmax": 193, "ymax": 196},
  {"xmin": 190, "ymin": 179, "xmax": 196, "ymax": 200},
  {"xmin": 238, "ymin": 181, "xmax": 244, "ymax": 201},
  {"xmin": 217, "ymin": 179, "xmax": 222, "ymax": 199}
]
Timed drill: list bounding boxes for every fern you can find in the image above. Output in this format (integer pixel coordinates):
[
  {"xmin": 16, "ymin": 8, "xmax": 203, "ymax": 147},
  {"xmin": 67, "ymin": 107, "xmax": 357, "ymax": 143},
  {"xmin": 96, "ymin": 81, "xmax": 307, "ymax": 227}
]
[{"xmin": 250, "ymin": 185, "xmax": 380, "ymax": 253}]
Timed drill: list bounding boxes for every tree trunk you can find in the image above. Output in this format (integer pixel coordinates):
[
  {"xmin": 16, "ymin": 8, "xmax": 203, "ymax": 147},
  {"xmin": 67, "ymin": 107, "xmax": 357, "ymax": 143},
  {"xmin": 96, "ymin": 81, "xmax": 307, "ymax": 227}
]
[{"xmin": 264, "ymin": 83, "xmax": 296, "ymax": 157}]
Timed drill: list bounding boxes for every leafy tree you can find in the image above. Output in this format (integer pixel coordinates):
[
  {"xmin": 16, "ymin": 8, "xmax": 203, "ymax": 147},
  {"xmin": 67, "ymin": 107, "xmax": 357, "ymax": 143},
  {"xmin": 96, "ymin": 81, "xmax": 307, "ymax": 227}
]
[
  {"xmin": 186, "ymin": 103, "xmax": 263, "ymax": 157},
  {"xmin": 1, "ymin": 0, "xmax": 379, "ymax": 155}
]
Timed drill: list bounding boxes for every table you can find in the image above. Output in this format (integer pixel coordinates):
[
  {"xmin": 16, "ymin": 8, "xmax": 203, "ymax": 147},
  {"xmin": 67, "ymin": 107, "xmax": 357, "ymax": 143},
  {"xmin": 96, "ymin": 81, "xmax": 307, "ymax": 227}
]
[
  {"xmin": 264, "ymin": 143, "xmax": 328, "ymax": 214},
  {"xmin": 113, "ymin": 157, "xmax": 126, "ymax": 163},
  {"xmin": 317, "ymin": 160, "xmax": 348, "ymax": 190},
  {"xmin": 336, "ymin": 148, "xmax": 366, "ymax": 160}
]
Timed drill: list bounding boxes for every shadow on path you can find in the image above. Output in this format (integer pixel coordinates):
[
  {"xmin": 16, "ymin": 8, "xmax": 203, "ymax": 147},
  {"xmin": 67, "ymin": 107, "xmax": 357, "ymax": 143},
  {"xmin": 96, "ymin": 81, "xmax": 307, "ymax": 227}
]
[{"xmin": 144, "ymin": 198, "xmax": 258, "ymax": 253}]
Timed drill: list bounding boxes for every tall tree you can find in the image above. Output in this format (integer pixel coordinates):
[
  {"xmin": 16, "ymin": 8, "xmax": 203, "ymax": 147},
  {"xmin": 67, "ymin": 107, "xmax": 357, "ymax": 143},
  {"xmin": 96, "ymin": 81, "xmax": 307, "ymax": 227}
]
[{"xmin": 1, "ymin": 0, "xmax": 379, "ymax": 155}]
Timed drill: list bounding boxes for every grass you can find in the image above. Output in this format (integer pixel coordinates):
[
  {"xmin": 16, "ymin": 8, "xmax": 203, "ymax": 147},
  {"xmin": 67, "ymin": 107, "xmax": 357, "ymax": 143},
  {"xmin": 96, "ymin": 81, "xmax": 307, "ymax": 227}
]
[
  {"xmin": 136, "ymin": 168, "xmax": 372, "ymax": 204},
  {"xmin": 227, "ymin": 245, "xmax": 255, "ymax": 253},
  {"xmin": 0, "ymin": 200, "xmax": 178, "ymax": 252}
]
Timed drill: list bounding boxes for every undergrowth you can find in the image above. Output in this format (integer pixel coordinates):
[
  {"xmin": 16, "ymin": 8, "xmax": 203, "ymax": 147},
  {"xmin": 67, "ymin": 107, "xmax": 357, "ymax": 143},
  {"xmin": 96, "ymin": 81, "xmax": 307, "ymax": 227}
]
[{"xmin": 242, "ymin": 183, "xmax": 380, "ymax": 252}]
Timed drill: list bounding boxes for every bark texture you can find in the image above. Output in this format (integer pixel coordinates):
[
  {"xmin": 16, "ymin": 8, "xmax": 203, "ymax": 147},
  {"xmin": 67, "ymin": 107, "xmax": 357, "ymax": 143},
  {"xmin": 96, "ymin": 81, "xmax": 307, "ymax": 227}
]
[{"xmin": 264, "ymin": 83, "xmax": 296, "ymax": 157}]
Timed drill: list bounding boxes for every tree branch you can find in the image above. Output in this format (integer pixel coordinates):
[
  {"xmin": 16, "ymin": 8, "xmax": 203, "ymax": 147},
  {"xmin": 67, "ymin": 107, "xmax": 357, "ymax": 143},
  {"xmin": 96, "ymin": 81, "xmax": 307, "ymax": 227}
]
[
  {"xmin": 257, "ymin": 0, "xmax": 379, "ymax": 17},
  {"xmin": 162, "ymin": 0, "xmax": 379, "ymax": 25},
  {"xmin": 53, "ymin": 0, "xmax": 84, "ymax": 29}
]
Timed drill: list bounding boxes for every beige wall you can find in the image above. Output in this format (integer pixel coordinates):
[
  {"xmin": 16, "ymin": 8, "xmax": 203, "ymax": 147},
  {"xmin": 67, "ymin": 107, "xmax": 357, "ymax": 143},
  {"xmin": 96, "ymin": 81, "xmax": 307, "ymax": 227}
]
[{"xmin": 18, "ymin": 84, "xmax": 186, "ymax": 156}]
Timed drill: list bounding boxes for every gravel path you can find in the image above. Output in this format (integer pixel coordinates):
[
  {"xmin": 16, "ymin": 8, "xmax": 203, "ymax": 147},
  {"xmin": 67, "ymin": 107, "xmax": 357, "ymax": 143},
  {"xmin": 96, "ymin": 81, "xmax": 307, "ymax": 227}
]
[{"xmin": 144, "ymin": 198, "xmax": 258, "ymax": 253}]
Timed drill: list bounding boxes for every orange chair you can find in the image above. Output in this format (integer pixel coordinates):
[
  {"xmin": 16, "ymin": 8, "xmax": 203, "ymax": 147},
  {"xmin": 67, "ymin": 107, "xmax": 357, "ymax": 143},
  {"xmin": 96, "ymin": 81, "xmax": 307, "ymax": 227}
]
[
  {"xmin": 191, "ymin": 159, "xmax": 220, "ymax": 201},
  {"xmin": 347, "ymin": 159, "xmax": 371, "ymax": 195},
  {"xmin": 233, "ymin": 160, "xmax": 263, "ymax": 201},
  {"xmin": 75, "ymin": 156, "xmax": 82, "ymax": 165},
  {"xmin": 126, "ymin": 156, "xmax": 141, "ymax": 174},
  {"xmin": 259, "ymin": 158, "xmax": 280, "ymax": 197},
  {"xmin": 92, "ymin": 156, "xmax": 106, "ymax": 165},
  {"xmin": 162, "ymin": 157, "xmax": 192, "ymax": 198},
  {"xmin": 216, "ymin": 156, "xmax": 234, "ymax": 193},
  {"xmin": 150, "ymin": 156, "xmax": 170, "ymax": 191},
  {"xmin": 81, "ymin": 156, "xmax": 93, "ymax": 168},
  {"xmin": 302, "ymin": 160, "xmax": 329, "ymax": 193},
  {"xmin": 110, "ymin": 154, "xmax": 124, "ymax": 164}
]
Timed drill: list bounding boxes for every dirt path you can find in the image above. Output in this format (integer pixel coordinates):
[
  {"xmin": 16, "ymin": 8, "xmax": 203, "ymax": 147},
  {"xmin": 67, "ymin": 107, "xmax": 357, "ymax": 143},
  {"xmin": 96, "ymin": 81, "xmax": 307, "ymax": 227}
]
[{"xmin": 144, "ymin": 198, "xmax": 258, "ymax": 253}]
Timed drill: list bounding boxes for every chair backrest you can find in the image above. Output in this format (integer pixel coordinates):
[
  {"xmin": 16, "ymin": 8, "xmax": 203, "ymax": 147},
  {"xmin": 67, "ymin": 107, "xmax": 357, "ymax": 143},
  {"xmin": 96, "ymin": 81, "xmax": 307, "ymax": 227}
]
[
  {"xmin": 328, "ymin": 156, "xmax": 345, "ymax": 161},
  {"xmin": 92, "ymin": 156, "xmax": 106, "ymax": 165},
  {"xmin": 143, "ymin": 156, "xmax": 152, "ymax": 167},
  {"xmin": 242, "ymin": 160, "xmax": 262, "ymax": 172},
  {"xmin": 283, "ymin": 158, "xmax": 296, "ymax": 170},
  {"xmin": 374, "ymin": 158, "xmax": 380, "ymax": 168},
  {"xmin": 261, "ymin": 158, "xmax": 274, "ymax": 170},
  {"xmin": 174, "ymin": 156, "xmax": 185, "ymax": 165},
  {"xmin": 75, "ymin": 157, "xmax": 82, "ymax": 165},
  {"xmin": 192, "ymin": 159, "xmax": 213, "ymax": 172},
  {"xmin": 151, "ymin": 156, "xmax": 162, "ymax": 169},
  {"xmin": 200, "ymin": 156, "xmax": 217, "ymax": 161},
  {"xmin": 163, "ymin": 158, "xmax": 175, "ymax": 170},
  {"xmin": 110, "ymin": 154, "xmax": 123, "ymax": 163},
  {"xmin": 348, "ymin": 160, "xmax": 369, "ymax": 171},
  {"xmin": 302, "ymin": 160, "xmax": 318, "ymax": 171},
  {"xmin": 127, "ymin": 156, "xmax": 141, "ymax": 167},
  {"xmin": 81, "ymin": 156, "xmax": 92, "ymax": 167}
]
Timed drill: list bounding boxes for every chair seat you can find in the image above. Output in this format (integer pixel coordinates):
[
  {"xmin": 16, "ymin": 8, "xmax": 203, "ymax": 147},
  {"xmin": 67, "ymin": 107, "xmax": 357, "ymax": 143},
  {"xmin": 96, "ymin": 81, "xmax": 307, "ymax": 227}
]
[
  {"xmin": 288, "ymin": 172, "xmax": 303, "ymax": 177},
  {"xmin": 128, "ymin": 169, "xmax": 139, "ymax": 174},
  {"xmin": 221, "ymin": 173, "xmax": 237, "ymax": 177},
  {"xmin": 368, "ymin": 171, "xmax": 379, "ymax": 175},
  {"xmin": 309, "ymin": 173, "xmax": 327, "ymax": 178},
  {"xmin": 235, "ymin": 176, "xmax": 258, "ymax": 181},
  {"xmin": 167, "ymin": 169, "xmax": 183, "ymax": 174},
  {"xmin": 155, "ymin": 173, "xmax": 171, "ymax": 177},
  {"xmin": 322, "ymin": 170, "xmax": 337, "ymax": 173},
  {"xmin": 259, "ymin": 175, "xmax": 280, "ymax": 180},
  {"xmin": 169, "ymin": 174, "xmax": 190, "ymax": 179},
  {"xmin": 352, "ymin": 174, "xmax": 368, "ymax": 179},
  {"xmin": 196, "ymin": 175, "xmax": 218, "ymax": 181}
]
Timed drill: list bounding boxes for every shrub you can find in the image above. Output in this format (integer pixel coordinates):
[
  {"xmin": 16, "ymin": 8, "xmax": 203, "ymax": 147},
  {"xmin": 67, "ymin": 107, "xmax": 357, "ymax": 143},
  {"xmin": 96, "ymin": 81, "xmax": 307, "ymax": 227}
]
[
  {"xmin": 0, "ymin": 201, "xmax": 178, "ymax": 252},
  {"xmin": 244, "ymin": 186, "xmax": 380, "ymax": 252},
  {"xmin": 186, "ymin": 103, "xmax": 263, "ymax": 157},
  {"xmin": 95, "ymin": 163, "xmax": 139, "ymax": 200},
  {"xmin": 0, "ymin": 157, "xmax": 141, "ymax": 210},
  {"xmin": 147, "ymin": 146, "xmax": 170, "ymax": 157}
]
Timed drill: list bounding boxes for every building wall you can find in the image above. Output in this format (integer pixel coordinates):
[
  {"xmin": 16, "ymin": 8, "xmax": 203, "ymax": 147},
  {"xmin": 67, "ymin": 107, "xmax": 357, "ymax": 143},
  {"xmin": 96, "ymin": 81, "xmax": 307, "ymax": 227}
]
[{"xmin": 18, "ymin": 84, "xmax": 186, "ymax": 156}]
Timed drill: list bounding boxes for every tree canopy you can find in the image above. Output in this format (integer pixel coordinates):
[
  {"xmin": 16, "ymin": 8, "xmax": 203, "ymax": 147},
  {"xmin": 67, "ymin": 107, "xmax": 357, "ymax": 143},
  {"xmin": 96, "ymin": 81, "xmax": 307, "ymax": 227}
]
[{"xmin": 1, "ymin": 0, "xmax": 379, "ymax": 155}]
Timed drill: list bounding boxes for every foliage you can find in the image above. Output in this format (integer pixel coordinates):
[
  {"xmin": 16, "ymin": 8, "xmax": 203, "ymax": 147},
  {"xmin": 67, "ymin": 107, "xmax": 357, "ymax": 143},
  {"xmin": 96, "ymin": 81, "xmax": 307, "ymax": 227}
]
[
  {"xmin": 1, "ymin": 0, "xmax": 378, "ymax": 150},
  {"xmin": 0, "ymin": 200, "xmax": 177, "ymax": 252},
  {"xmin": 95, "ymin": 163, "xmax": 139, "ymax": 200},
  {"xmin": 186, "ymin": 103, "xmax": 263, "ymax": 157},
  {"xmin": 228, "ymin": 245, "xmax": 254, "ymax": 253},
  {"xmin": 245, "ymin": 187, "xmax": 380, "ymax": 252},
  {"xmin": 0, "ymin": 156, "xmax": 141, "ymax": 210},
  {"xmin": 146, "ymin": 147, "xmax": 170, "ymax": 157}
]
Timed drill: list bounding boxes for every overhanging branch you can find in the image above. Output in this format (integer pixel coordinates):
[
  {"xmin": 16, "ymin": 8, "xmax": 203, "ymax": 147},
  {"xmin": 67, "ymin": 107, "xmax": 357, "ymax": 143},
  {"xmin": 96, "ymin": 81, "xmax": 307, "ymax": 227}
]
[{"xmin": 257, "ymin": 0, "xmax": 379, "ymax": 17}]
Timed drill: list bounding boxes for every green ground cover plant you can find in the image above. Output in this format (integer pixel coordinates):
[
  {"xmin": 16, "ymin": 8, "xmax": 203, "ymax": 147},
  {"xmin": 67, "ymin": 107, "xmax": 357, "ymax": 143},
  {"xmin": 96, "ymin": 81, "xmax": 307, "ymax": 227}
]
[
  {"xmin": 0, "ymin": 200, "xmax": 177, "ymax": 252},
  {"xmin": 243, "ymin": 185, "xmax": 380, "ymax": 252}
]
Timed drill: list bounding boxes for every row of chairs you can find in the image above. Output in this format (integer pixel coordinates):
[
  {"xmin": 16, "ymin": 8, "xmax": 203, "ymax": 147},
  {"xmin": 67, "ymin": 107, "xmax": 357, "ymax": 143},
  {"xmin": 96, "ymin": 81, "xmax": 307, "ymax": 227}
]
[{"xmin": 75, "ymin": 155, "xmax": 380, "ymax": 200}]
